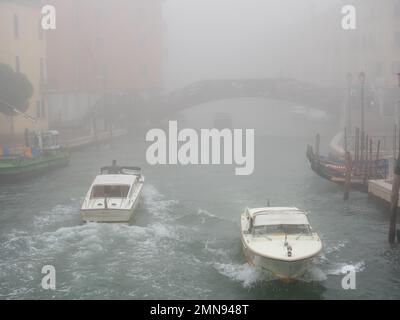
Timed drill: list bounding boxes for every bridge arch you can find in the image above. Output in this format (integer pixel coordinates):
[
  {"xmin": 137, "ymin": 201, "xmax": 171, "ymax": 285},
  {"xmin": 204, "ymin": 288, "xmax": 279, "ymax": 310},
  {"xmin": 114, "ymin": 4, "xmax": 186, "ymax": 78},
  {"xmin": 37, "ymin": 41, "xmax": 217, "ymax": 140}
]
[{"xmin": 149, "ymin": 78, "xmax": 342, "ymax": 120}]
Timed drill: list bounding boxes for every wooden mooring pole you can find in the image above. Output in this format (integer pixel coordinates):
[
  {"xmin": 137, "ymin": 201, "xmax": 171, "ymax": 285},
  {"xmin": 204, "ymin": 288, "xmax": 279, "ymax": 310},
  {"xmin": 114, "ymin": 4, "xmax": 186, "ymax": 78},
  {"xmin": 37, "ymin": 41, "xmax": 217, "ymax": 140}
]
[
  {"xmin": 361, "ymin": 130, "xmax": 365, "ymax": 164},
  {"xmin": 375, "ymin": 140, "xmax": 381, "ymax": 178},
  {"xmin": 344, "ymin": 151, "xmax": 352, "ymax": 200},
  {"xmin": 389, "ymin": 160, "xmax": 400, "ymax": 244},
  {"xmin": 389, "ymin": 128, "xmax": 400, "ymax": 244},
  {"xmin": 366, "ymin": 137, "xmax": 372, "ymax": 180},
  {"xmin": 355, "ymin": 127, "xmax": 360, "ymax": 163},
  {"xmin": 376, "ymin": 140, "xmax": 381, "ymax": 161},
  {"xmin": 315, "ymin": 134, "xmax": 320, "ymax": 161},
  {"xmin": 363, "ymin": 134, "xmax": 369, "ymax": 185},
  {"xmin": 394, "ymin": 124, "xmax": 397, "ymax": 160}
]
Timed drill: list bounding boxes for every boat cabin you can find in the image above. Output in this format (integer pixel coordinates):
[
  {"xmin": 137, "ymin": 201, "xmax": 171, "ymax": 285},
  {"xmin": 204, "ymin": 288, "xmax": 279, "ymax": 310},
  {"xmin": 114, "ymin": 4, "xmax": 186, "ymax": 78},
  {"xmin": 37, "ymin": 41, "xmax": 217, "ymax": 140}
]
[
  {"xmin": 90, "ymin": 184, "xmax": 131, "ymax": 199},
  {"xmin": 245, "ymin": 207, "xmax": 312, "ymax": 236},
  {"xmin": 89, "ymin": 174, "xmax": 137, "ymax": 200}
]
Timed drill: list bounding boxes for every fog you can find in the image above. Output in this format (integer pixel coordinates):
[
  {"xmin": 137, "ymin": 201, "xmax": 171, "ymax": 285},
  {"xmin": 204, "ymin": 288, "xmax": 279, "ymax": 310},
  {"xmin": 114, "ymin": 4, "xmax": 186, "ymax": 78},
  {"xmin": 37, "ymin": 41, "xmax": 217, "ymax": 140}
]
[
  {"xmin": 1, "ymin": 0, "xmax": 400, "ymax": 301},
  {"xmin": 164, "ymin": 0, "xmax": 339, "ymax": 90}
]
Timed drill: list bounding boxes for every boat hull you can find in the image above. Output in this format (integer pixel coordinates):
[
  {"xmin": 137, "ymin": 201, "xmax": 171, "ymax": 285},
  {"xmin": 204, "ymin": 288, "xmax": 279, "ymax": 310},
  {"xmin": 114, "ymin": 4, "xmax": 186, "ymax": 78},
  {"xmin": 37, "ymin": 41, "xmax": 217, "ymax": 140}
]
[
  {"xmin": 0, "ymin": 151, "xmax": 70, "ymax": 184},
  {"xmin": 306, "ymin": 145, "xmax": 374, "ymax": 193},
  {"xmin": 242, "ymin": 241, "xmax": 313, "ymax": 280},
  {"xmin": 81, "ymin": 207, "xmax": 136, "ymax": 223},
  {"xmin": 240, "ymin": 209, "xmax": 321, "ymax": 280}
]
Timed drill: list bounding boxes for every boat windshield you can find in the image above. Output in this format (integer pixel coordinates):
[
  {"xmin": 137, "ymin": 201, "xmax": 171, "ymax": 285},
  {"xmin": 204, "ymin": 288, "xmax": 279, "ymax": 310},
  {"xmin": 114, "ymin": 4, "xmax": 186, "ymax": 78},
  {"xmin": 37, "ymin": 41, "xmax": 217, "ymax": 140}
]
[
  {"xmin": 253, "ymin": 224, "xmax": 311, "ymax": 236},
  {"xmin": 90, "ymin": 185, "xmax": 130, "ymax": 198}
]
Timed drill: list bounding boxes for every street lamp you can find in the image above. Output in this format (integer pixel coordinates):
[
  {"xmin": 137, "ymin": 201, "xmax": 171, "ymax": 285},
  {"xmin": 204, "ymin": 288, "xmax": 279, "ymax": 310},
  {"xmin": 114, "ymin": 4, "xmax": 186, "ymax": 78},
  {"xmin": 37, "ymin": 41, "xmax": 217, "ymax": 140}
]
[
  {"xmin": 346, "ymin": 73, "xmax": 353, "ymax": 134},
  {"xmin": 397, "ymin": 73, "xmax": 400, "ymax": 143},
  {"xmin": 359, "ymin": 72, "xmax": 366, "ymax": 157}
]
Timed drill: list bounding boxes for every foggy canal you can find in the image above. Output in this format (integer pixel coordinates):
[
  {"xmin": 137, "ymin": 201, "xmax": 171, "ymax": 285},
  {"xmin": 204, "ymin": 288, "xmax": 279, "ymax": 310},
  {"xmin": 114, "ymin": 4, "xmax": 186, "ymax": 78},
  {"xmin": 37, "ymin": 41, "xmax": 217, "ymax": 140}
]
[{"xmin": 1, "ymin": 99, "xmax": 399, "ymax": 299}]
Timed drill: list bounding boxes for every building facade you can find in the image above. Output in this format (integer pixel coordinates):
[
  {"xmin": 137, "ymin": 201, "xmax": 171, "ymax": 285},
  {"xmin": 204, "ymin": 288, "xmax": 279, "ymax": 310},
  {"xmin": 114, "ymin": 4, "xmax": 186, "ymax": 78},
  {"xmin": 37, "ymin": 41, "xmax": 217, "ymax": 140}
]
[
  {"xmin": 345, "ymin": 0, "xmax": 400, "ymax": 116},
  {"xmin": 46, "ymin": 0, "xmax": 165, "ymax": 128},
  {"xmin": 0, "ymin": 0, "xmax": 48, "ymax": 140},
  {"xmin": 276, "ymin": 0, "xmax": 400, "ymax": 118}
]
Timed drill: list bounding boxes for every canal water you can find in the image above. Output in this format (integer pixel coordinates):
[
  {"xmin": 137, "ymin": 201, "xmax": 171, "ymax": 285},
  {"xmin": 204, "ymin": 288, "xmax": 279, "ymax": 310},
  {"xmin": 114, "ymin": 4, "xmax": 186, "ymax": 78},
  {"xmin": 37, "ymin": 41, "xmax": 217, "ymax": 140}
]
[{"xmin": 0, "ymin": 98, "xmax": 399, "ymax": 299}]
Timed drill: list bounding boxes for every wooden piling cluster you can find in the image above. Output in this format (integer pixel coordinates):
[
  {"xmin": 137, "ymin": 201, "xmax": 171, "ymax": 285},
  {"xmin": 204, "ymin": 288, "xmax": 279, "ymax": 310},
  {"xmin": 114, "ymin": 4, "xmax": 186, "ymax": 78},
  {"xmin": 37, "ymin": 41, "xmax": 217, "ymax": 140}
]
[
  {"xmin": 342, "ymin": 126, "xmax": 383, "ymax": 200},
  {"xmin": 347, "ymin": 124, "xmax": 400, "ymax": 244},
  {"xmin": 309, "ymin": 127, "xmax": 398, "ymax": 243}
]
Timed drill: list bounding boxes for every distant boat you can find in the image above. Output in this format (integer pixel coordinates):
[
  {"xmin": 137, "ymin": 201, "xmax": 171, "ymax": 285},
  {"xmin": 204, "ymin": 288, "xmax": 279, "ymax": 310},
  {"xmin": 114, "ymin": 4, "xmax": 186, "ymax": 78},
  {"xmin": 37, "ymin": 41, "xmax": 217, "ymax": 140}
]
[
  {"xmin": 240, "ymin": 207, "xmax": 322, "ymax": 280},
  {"xmin": 289, "ymin": 106, "xmax": 328, "ymax": 122},
  {"xmin": 0, "ymin": 130, "xmax": 69, "ymax": 183},
  {"xmin": 81, "ymin": 161, "xmax": 144, "ymax": 223},
  {"xmin": 306, "ymin": 145, "xmax": 389, "ymax": 192}
]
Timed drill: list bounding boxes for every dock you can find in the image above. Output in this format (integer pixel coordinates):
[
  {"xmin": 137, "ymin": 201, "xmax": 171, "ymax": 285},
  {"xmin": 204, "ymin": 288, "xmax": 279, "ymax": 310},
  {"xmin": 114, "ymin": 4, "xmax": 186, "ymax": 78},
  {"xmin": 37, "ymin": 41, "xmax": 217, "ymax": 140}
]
[
  {"xmin": 61, "ymin": 128, "xmax": 128, "ymax": 151},
  {"xmin": 369, "ymin": 179, "xmax": 400, "ymax": 209}
]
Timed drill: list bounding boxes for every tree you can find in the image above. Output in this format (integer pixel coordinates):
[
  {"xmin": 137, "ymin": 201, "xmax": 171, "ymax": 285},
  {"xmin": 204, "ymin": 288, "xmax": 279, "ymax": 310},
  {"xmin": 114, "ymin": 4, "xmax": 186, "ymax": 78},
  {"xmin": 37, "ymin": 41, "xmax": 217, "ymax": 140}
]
[{"xmin": 0, "ymin": 63, "xmax": 34, "ymax": 116}]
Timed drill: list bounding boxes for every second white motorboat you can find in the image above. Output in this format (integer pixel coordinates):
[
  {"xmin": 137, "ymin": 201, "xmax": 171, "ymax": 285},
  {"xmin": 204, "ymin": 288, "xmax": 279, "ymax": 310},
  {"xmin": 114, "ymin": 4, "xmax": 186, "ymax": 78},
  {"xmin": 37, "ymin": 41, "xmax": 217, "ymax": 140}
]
[
  {"xmin": 81, "ymin": 161, "xmax": 145, "ymax": 222},
  {"xmin": 240, "ymin": 207, "xmax": 322, "ymax": 280}
]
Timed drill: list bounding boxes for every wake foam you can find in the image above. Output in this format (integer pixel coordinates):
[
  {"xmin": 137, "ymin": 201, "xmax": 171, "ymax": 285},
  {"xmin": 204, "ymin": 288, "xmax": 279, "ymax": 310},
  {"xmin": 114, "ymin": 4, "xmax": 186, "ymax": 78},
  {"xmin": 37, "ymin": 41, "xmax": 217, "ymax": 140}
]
[
  {"xmin": 326, "ymin": 261, "xmax": 366, "ymax": 275},
  {"xmin": 142, "ymin": 185, "xmax": 179, "ymax": 221},
  {"xmin": 213, "ymin": 262, "xmax": 267, "ymax": 288}
]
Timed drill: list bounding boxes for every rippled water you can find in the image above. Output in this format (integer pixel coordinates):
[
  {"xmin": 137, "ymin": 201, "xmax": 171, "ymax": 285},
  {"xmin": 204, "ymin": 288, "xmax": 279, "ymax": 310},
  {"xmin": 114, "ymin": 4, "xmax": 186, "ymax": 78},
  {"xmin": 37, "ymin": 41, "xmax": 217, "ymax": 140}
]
[{"xmin": 0, "ymin": 98, "xmax": 399, "ymax": 299}]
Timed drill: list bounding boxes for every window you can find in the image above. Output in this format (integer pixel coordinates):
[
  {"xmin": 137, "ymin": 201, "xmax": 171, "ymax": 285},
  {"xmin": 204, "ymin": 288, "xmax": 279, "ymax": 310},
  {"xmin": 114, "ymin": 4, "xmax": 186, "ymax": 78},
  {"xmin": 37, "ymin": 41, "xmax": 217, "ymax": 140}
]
[
  {"xmin": 141, "ymin": 64, "xmax": 148, "ymax": 77},
  {"xmin": 41, "ymin": 101, "xmax": 46, "ymax": 118},
  {"xmin": 38, "ymin": 20, "xmax": 43, "ymax": 40},
  {"xmin": 252, "ymin": 224, "xmax": 311, "ymax": 236},
  {"xmin": 253, "ymin": 225, "xmax": 284, "ymax": 236},
  {"xmin": 36, "ymin": 101, "xmax": 41, "ymax": 118},
  {"xmin": 136, "ymin": 7, "xmax": 146, "ymax": 19},
  {"xmin": 13, "ymin": 14, "xmax": 19, "ymax": 38},
  {"xmin": 394, "ymin": 32, "xmax": 400, "ymax": 48},
  {"xmin": 374, "ymin": 62, "xmax": 384, "ymax": 77},
  {"xmin": 15, "ymin": 56, "xmax": 20, "ymax": 72},
  {"xmin": 95, "ymin": 7, "xmax": 104, "ymax": 21},
  {"xmin": 139, "ymin": 36, "xmax": 147, "ymax": 48},
  {"xmin": 90, "ymin": 185, "xmax": 131, "ymax": 199},
  {"xmin": 40, "ymin": 58, "xmax": 44, "ymax": 82},
  {"xmin": 395, "ymin": 0, "xmax": 400, "ymax": 17},
  {"xmin": 63, "ymin": 95, "xmax": 69, "ymax": 118},
  {"xmin": 95, "ymin": 37, "xmax": 103, "ymax": 52},
  {"xmin": 392, "ymin": 61, "xmax": 400, "ymax": 74},
  {"xmin": 284, "ymin": 225, "xmax": 311, "ymax": 235}
]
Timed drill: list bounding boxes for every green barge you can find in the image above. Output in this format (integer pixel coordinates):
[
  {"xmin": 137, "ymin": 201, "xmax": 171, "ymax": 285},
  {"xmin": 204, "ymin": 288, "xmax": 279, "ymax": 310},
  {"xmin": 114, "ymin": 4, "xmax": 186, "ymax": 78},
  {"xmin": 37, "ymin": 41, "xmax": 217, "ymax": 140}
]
[
  {"xmin": 0, "ymin": 130, "xmax": 70, "ymax": 183},
  {"xmin": 0, "ymin": 150, "xmax": 70, "ymax": 183}
]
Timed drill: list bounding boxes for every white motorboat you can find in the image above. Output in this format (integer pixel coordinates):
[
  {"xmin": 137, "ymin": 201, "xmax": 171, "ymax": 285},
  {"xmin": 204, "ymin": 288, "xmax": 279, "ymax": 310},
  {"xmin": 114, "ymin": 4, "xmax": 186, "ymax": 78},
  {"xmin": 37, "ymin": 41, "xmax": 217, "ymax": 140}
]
[
  {"xmin": 81, "ymin": 161, "xmax": 145, "ymax": 222},
  {"xmin": 240, "ymin": 207, "xmax": 322, "ymax": 280}
]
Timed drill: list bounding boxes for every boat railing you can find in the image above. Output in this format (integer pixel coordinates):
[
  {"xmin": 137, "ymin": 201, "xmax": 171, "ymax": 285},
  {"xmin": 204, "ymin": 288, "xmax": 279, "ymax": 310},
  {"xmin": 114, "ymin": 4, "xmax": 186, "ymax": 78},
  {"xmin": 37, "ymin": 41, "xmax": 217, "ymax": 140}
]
[
  {"xmin": 100, "ymin": 166, "xmax": 142, "ymax": 176},
  {"xmin": 343, "ymin": 135, "xmax": 395, "ymax": 154},
  {"xmin": 0, "ymin": 146, "xmax": 43, "ymax": 161}
]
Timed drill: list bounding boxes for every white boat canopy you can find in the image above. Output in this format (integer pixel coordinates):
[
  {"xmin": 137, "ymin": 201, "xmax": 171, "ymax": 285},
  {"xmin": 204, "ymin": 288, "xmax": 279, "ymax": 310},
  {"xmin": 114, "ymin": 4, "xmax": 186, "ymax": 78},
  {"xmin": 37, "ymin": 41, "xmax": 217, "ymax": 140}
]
[
  {"xmin": 93, "ymin": 174, "xmax": 137, "ymax": 186},
  {"xmin": 253, "ymin": 213, "xmax": 309, "ymax": 227}
]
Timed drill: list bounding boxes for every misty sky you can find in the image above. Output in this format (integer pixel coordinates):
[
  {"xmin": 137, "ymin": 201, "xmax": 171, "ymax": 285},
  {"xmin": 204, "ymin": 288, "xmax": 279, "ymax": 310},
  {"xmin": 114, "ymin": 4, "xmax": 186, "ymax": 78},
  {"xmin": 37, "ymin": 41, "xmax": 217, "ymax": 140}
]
[{"xmin": 163, "ymin": 0, "xmax": 339, "ymax": 90}]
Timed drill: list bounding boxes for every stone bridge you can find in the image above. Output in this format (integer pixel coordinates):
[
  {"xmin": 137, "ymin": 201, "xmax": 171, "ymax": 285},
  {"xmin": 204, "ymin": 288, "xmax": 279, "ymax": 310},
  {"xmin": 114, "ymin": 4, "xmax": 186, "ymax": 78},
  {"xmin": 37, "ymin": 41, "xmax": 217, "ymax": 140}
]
[{"xmin": 147, "ymin": 78, "xmax": 343, "ymax": 120}]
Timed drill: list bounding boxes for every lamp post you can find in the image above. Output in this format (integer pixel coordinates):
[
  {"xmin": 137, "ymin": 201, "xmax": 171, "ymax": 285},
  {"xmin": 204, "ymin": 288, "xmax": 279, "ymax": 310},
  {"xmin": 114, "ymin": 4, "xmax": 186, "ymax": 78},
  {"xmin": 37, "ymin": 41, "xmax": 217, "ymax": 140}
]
[
  {"xmin": 102, "ymin": 66, "xmax": 108, "ymax": 132},
  {"xmin": 346, "ymin": 73, "xmax": 353, "ymax": 136},
  {"xmin": 397, "ymin": 73, "xmax": 400, "ymax": 126},
  {"xmin": 359, "ymin": 72, "xmax": 366, "ymax": 159}
]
